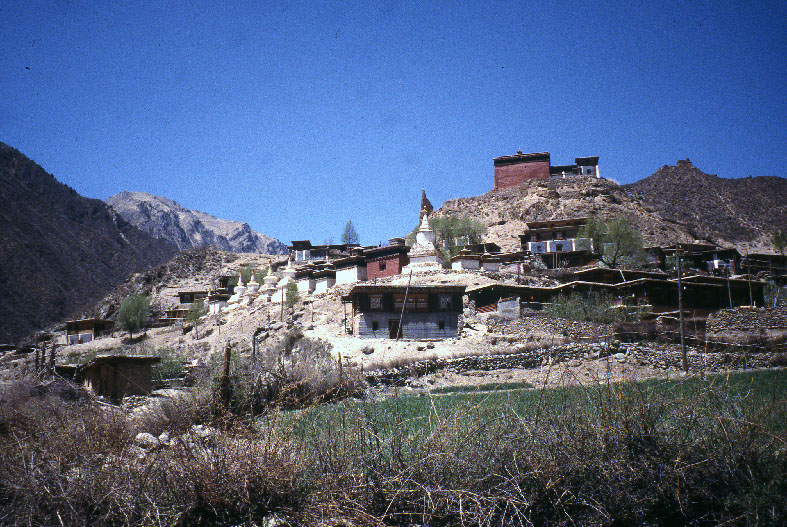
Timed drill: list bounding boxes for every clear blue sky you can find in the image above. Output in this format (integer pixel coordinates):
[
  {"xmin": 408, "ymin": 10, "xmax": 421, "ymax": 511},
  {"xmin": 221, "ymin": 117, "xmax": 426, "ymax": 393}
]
[{"xmin": 2, "ymin": 0, "xmax": 785, "ymax": 246}]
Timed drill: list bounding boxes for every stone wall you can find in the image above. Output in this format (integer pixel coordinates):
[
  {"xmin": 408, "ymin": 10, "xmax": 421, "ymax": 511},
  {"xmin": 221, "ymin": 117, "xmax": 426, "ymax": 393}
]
[
  {"xmin": 366, "ymin": 340, "xmax": 782, "ymax": 387},
  {"xmin": 486, "ymin": 314, "xmax": 613, "ymax": 340},
  {"xmin": 707, "ymin": 306, "xmax": 787, "ymax": 344}
]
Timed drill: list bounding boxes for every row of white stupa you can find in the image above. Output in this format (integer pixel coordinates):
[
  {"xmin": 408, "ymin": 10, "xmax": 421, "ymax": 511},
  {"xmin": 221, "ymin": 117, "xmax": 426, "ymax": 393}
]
[{"xmin": 221, "ymin": 210, "xmax": 443, "ymax": 311}]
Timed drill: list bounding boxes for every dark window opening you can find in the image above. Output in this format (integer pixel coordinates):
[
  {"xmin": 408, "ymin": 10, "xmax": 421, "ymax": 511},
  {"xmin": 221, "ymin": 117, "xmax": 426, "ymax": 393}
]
[
  {"xmin": 438, "ymin": 321, "xmax": 445, "ymax": 330},
  {"xmin": 379, "ymin": 261, "xmax": 387, "ymax": 271},
  {"xmin": 372, "ymin": 321, "xmax": 379, "ymax": 331}
]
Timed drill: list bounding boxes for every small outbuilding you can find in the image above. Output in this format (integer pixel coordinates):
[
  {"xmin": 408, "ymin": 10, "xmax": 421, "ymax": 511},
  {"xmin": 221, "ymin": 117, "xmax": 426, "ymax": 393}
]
[
  {"xmin": 65, "ymin": 319, "xmax": 114, "ymax": 345},
  {"xmin": 78, "ymin": 355, "xmax": 161, "ymax": 401}
]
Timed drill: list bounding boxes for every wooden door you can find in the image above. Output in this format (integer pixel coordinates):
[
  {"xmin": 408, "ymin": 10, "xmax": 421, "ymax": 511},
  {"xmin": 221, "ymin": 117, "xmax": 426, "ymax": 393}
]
[{"xmin": 388, "ymin": 319, "xmax": 402, "ymax": 339}]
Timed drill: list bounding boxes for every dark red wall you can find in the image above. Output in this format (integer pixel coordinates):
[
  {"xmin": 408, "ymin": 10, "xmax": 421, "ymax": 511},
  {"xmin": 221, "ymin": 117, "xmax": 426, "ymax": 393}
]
[
  {"xmin": 494, "ymin": 160, "xmax": 550, "ymax": 190},
  {"xmin": 367, "ymin": 253, "xmax": 409, "ymax": 280}
]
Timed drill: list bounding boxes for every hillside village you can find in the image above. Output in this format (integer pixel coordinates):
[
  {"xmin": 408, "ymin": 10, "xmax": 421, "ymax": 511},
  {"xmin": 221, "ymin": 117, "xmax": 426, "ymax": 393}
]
[
  {"xmin": 4, "ymin": 150, "xmax": 786, "ymax": 400},
  {"xmin": 2, "ymin": 149, "xmax": 787, "ymax": 526}
]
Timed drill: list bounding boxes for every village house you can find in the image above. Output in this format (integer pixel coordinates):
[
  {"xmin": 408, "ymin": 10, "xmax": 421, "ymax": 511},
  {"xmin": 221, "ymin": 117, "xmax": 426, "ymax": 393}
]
[
  {"xmin": 450, "ymin": 243, "xmax": 507, "ymax": 271},
  {"xmin": 742, "ymin": 253, "xmax": 787, "ymax": 279},
  {"xmin": 466, "ymin": 269, "xmax": 765, "ymax": 316},
  {"xmin": 78, "ymin": 355, "xmax": 160, "ymax": 401},
  {"xmin": 64, "ymin": 318, "xmax": 114, "ymax": 345},
  {"xmin": 288, "ymin": 241, "xmax": 361, "ymax": 262},
  {"xmin": 175, "ymin": 290, "xmax": 208, "ymax": 304},
  {"xmin": 519, "ymin": 218, "xmax": 592, "ymax": 253},
  {"xmin": 493, "ymin": 150, "xmax": 601, "ymax": 190},
  {"xmin": 344, "ymin": 284, "xmax": 465, "ymax": 339},
  {"xmin": 364, "ymin": 239, "xmax": 410, "ymax": 281},
  {"xmin": 648, "ymin": 244, "xmax": 742, "ymax": 275}
]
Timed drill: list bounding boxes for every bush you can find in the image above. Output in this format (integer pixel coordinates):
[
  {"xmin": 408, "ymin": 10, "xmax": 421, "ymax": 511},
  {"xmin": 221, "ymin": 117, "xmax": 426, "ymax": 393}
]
[
  {"xmin": 544, "ymin": 291, "xmax": 641, "ymax": 323},
  {"xmin": 151, "ymin": 347, "xmax": 187, "ymax": 382},
  {"xmin": 116, "ymin": 294, "xmax": 150, "ymax": 336},
  {"xmin": 222, "ymin": 331, "xmax": 365, "ymax": 414}
]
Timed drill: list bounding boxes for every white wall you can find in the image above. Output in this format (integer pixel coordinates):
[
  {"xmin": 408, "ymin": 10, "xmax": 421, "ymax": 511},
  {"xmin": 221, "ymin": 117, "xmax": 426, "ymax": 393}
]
[
  {"xmin": 452, "ymin": 258, "xmax": 480, "ymax": 270},
  {"xmin": 336, "ymin": 266, "xmax": 367, "ymax": 285}
]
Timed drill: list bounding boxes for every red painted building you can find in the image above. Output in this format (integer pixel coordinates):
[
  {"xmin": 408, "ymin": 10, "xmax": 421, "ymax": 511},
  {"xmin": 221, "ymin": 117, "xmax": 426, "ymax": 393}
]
[
  {"xmin": 365, "ymin": 243, "xmax": 410, "ymax": 281},
  {"xmin": 493, "ymin": 150, "xmax": 600, "ymax": 190}
]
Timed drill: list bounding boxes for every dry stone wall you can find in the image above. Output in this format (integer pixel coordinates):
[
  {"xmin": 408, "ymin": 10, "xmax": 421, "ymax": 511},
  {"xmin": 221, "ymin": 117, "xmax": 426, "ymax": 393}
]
[{"xmin": 707, "ymin": 306, "xmax": 787, "ymax": 344}]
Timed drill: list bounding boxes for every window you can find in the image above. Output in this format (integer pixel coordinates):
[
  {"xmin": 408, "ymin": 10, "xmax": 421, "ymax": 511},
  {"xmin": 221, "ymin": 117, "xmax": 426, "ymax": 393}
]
[
  {"xmin": 371, "ymin": 320, "xmax": 379, "ymax": 331},
  {"xmin": 438, "ymin": 294, "xmax": 452, "ymax": 310},
  {"xmin": 370, "ymin": 295, "xmax": 383, "ymax": 310},
  {"xmin": 379, "ymin": 261, "xmax": 387, "ymax": 271},
  {"xmin": 438, "ymin": 320, "xmax": 445, "ymax": 330}
]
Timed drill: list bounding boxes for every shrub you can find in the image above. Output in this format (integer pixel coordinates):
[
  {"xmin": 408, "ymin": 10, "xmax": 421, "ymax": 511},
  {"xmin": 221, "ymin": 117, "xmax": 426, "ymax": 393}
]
[
  {"xmin": 222, "ymin": 330, "xmax": 365, "ymax": 414},
  {"xmin": 151, "ymin": 347, "xmax": 187, "ymax": 382},
  {"xmin": 116, "ymin": 294, "xmax": 150, "ymax": 336},
  {"xmin": 544, "ymin": 291, "xmax": 639, "ymax": 323}
]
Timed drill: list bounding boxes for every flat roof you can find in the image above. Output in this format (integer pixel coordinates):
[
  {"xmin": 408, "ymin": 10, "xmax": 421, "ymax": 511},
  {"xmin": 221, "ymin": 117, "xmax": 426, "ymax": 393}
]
[
  {"xmin": 64, "ymin": 318, "xmax": 114, "ymax": 325},
  {"xmin": 348, "ymin": 284, "xmax": 466, "ymax": 295},
  {"xmin": 364, "ymin": 244, "xmax": 410, "ymax": 257},
  {"xmin": 493, "ymin": 151, "xmax": 550, "ymax": 166},
  {"xmin": 83, "ymin": 355, "xmax": 161, "ymax": 368},
  {"xmin": 523, "ymin": 217, "xmax": 590, "ymax": 230}
]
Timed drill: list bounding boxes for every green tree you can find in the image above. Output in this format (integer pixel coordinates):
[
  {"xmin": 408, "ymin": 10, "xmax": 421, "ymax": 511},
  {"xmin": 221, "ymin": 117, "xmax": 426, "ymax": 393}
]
[
  {"xmin": 406, "ymin": 215, "xmax": 487, "ymax": 265},
  {"xmin": 186, "ymin": 298, "xmax": 208, "ymax": 338},
  {"xmin": 341, "ymin": 220, "xmax": 360, "ymax": 245},
  {"xmin": 284, "ymin": 281, "xmax": 299, "ymax": 308},
  {"xmin": 773, "ymin": 229, "xmax": 787, "ymax": 255},
  {"xmin": 239, "ymin": 265, "xmax": 254, "ymax": 285},
  {"xmin": 116, "ymin": 294, "xmax": 149, "ymax": 337},
  {"xmin": 579, "ymin": 216, "xmax": 646, "ymax": 269}
]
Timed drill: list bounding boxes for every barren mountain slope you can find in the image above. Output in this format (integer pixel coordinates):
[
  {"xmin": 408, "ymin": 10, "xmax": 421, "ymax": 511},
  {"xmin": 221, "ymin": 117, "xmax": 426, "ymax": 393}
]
[
  {"xmin": 107, "ymin": 191, "xmax": 287, "ymax": 255},
  {"xmin": 438, "ymin": 175, "xmax": 698, "ymax": 251},
  {"xmin": 0, "ymin": 143, "xmax": 177, "ymax": 344},
  {"xmin": 623, "ymin": 160, "xmax": 787, "ymax": 252}
]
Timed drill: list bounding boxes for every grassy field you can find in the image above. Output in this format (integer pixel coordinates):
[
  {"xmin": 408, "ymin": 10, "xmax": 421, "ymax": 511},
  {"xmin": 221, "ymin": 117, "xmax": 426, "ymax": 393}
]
[{"xmin": 285, "ymin": 369, "xmax": 787, "ymax": 437}]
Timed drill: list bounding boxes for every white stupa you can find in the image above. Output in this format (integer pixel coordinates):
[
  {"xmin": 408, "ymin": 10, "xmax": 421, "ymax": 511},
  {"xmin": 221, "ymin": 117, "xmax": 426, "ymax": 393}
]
[
  {"xmin": 227, "ymin": 272, "xmax": 247, "ymax": 305},
  {"xmin": 272, "ymin": 259, "xmax": 297, "ymax": 303},
  {"xmin": 402, "ymin": 208, "xmax": 443, "ymax": 273}
]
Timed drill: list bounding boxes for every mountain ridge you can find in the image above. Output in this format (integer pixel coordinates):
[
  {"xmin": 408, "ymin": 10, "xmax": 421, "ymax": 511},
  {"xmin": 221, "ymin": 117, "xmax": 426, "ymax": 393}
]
[
  {"xmin": 0, "ymin": 142, "xmax": 178, "ymax": 344},
  {"xmin": 106, "ymin": 191, "xmax": 287, "ymax": 255}
]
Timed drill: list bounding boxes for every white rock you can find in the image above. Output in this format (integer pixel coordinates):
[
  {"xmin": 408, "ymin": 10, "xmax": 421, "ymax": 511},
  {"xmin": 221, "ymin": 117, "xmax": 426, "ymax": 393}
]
[{"xmin": 134, "ymin": 432, "xmax": 160, "ymax": 449}]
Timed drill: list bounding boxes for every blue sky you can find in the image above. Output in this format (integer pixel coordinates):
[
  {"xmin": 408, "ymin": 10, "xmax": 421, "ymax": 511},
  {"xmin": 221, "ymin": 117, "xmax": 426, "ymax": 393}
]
[{"xmin": 2, "ymin": 0, "xmax": 785, "ymax": 246}]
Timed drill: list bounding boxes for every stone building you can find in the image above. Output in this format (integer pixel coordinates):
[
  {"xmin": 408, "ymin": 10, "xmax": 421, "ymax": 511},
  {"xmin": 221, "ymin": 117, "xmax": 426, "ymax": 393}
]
[
  {"xmin": 79, "ymin": 355, "xmax": 160, "ymax": 401},
  {"xmin": 344, "ymin": 285, "xmax": 465, "ymax": 339}
]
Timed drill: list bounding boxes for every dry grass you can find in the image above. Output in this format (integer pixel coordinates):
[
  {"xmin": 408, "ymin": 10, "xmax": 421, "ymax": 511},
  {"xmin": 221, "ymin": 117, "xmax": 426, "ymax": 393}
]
[{"xmin": 0, "ymin": 368, "xmax": 785, "ymax": 526}]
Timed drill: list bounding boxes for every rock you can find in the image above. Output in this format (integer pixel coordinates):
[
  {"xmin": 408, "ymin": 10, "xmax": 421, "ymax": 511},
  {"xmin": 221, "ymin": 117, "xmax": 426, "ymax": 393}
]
[
  {"xmin": 191, "ymin": 424, "xmax": 218, "ymax": 439},
  {"xmin": 426, "ymin": 343, "xmax": 435, "ymax": 349},
  {"xmin": 158, "ymin": 432, "xmax": 170, "ymax": 445},
  {"xmin": 360, "ymin": 345, "xmax": 375, "ymax": 355},
  {"xmin": 134, "ymin": 432, "xmax": 160, "ymax": 449}
]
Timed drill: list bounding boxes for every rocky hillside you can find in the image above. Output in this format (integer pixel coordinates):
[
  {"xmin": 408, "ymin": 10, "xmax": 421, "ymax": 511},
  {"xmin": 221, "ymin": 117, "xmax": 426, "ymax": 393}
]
[
  {"xmin": 438, "ymin": 175, "xmax": 697, "ymax": 252},
  {"xmin": 438, "ymin": 161, "xmax": 787, "ymax": 253},
  {"xmin": 623, "ymin": 160, "xmax": 787, "ymax": 252},
  {"xmin": 0, "ymin": 143, "xmax": 177, "ymax": 344},
  {"xmin": 107, "ymin": 191, "xmax": 287, "ymax": 255}
]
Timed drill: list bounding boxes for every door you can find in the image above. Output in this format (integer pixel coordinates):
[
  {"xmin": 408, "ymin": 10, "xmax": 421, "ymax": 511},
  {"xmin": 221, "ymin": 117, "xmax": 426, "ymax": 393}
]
[{"xmin": 389, "ymin": 319, "xmax": 402, "ymax": 339}]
